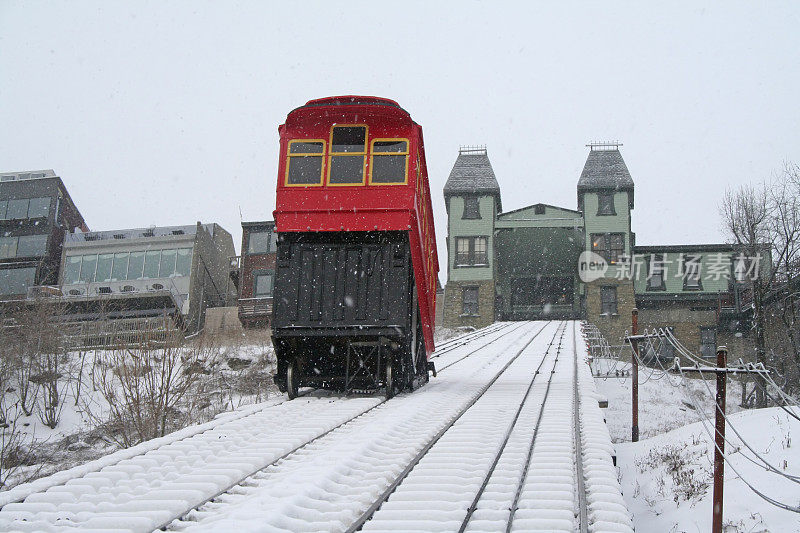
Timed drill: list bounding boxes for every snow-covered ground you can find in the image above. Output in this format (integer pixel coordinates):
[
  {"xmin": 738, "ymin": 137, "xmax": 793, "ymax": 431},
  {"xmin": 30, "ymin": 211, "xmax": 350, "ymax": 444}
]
[
  {"xmin": 594, "ymin": 357, "xmax": 800, "ymax": 532},
  {"xmin": 1, "ymin": 332, "xmax": 278, "ymax": 491},
  {"xmin": 0, "ymin": 321, "xmax": 631, "ymax": 532}
]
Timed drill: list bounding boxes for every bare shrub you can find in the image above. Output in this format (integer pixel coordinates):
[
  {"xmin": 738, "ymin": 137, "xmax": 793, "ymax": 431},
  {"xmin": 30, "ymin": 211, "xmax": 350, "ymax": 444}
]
[
  {"xmin": 33, "ymin": 352, "xmax": 66, "ymax": 429},
  {"xmin": 0, "ymin": 403, "xmax": 45, "ymax": 490},
  {"xmin": 636, "ymin": 443, "xmax": 711, "ymax": 505},
  {"xmin": 180, "ymin": 329, "xmax": 276, "ymax": 423},
  {"xmin": 84, "ymin": 319, "xmax": 210, "ymax": 448}
]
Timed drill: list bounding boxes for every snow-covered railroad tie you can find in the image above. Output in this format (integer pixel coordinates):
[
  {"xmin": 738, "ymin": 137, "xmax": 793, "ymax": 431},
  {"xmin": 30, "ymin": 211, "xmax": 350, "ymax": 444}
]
[
  {"xmin": 356, "ymin": 321, "xmax": 633, "ymax": 533},
  {"xmin": 0, "ymin": 321, "xmax": 542, "ymax": 532}
]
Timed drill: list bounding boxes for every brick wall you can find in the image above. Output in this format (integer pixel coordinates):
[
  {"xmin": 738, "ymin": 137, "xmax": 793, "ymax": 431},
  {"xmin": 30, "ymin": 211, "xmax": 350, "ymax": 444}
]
[
  {"xmin": 443, "ymin": 280, "xmax": 495, "ymax": 330},
  {"xmin": 638, "ymin": 307, "xmax": 755, "ymax": 364},
  {"xmin": 585, "ymin": 278, "xmax": 635, "ymax": 347}
]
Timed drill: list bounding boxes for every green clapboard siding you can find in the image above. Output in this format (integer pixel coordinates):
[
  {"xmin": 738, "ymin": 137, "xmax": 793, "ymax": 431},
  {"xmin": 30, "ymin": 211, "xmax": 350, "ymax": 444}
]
[
  {"xmin": 582, "ymin": 191, "xmax": 632, "ymax": 280},
  {"xmin": 448, "ymin": 195, "xmax": 495, "ymax": 282},
  {"xmin": 633, "ymin": 250, "xmax": 738, "ymax": 294}
]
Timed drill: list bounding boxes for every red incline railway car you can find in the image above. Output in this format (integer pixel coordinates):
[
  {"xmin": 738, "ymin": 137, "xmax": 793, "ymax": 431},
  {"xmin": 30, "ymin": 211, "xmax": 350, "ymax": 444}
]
[{"xmin": 272, "ymin": 96, "xmax": 439, "ymax": 398}]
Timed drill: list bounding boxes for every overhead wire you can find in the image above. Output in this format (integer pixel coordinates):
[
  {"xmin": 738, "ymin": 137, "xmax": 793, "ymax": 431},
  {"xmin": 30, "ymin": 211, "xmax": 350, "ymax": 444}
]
[
  {"xmin": 662, "ymin": 330, "xmax": 800, "ymax": 484},
  {"xmin": 623, "ymin": 328, "xmax": 800, "ymax": 507}
]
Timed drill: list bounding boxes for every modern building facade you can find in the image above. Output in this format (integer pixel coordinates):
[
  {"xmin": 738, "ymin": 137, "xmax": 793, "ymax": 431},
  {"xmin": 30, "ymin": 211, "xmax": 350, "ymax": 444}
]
[
  {"xmin": 0, "ymin": 170, "xmax": 88, "ymax": 301},
  {"xmin": 442, "ymin": 144, "xmax": 756, "ymax": 361},
  {"xmin": 237, "ymin": 221, "xmax": 276, "ymax": 328},
  {"xmin": 33, "ymin": 222, "xmax": 236, "ymax": 338}
]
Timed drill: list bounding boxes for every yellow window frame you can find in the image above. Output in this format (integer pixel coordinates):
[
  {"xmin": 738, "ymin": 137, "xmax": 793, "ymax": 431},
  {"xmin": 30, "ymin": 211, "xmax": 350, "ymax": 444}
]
[
  {"xmin": 284, "ymin": 139, "xmax": 326, "ymax": 187},
  {"xmin": 327, "ymin": 124, "xmax": 368, "ymax": 186},
  {"xmin": 368, "ymin": 138, "xmax": 410, "ymax": 186}
]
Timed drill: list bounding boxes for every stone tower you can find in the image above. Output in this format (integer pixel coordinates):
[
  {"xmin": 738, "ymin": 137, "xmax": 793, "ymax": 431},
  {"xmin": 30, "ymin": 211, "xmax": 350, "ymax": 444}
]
[
  {"xmin": 578, "ymin": 143, "xmax": 636, "ymax": 344},
  {"xmin": 442, "ymin": 147, "xmax": 501, "ymax": 329}
]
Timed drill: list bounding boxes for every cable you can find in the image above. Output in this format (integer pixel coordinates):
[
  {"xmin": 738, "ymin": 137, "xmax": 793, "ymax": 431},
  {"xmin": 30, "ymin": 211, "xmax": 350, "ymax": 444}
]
[
  {"xmin": 662, "ymin": 332, "xmax": 800, "ymax": 485},
  {"xmin": 673, "ymin": 363, "xmax": 800, "ymax": 513}
]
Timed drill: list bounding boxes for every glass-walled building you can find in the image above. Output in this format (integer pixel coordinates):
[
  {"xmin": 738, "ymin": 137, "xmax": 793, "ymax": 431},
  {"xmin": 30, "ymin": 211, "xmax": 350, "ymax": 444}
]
[
  {"xmin": 51, "ymin": 222, "xmax": 236, "ymax": 334},
  {"xmin": 0, "ymin": 170, "xmax": 88, "ymax": 301}
]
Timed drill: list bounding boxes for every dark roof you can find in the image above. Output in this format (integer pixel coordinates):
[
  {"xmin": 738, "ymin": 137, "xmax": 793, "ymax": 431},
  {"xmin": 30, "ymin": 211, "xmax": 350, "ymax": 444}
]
[
  {"xmin": 577, "ymin": 149, "xmax": 634, "ymax": 192},
  {"xmin": 443, "ymin": 148, "xmax": 501, "ymax": 211},
  {"xmin": 242, "ymin": 220, "xmax": 275, "ymax": 229},
  {"xmin": 577, "ymin": 148, "xmax": 634, "ymax": 209},
  {"xmin": 634, "ymin": 243, "xmax": 740, "ymax": 253}
]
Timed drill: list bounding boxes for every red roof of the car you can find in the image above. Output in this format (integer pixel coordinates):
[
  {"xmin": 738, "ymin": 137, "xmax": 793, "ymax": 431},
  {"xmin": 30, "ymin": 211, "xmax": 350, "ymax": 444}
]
[{"xmin": 304, "ymin": 95, "xmax": 401, "ymax": 107}]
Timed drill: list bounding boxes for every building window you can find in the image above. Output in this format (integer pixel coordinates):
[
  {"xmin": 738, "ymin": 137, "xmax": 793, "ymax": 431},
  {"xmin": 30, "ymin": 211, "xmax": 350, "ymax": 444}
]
[
  {"xmin": 143, "ymin": 250, "xmax": 161, "ymax": 279},
  {"xmin": 247, "ymin": 231, "xmax": 272, "ymax": 254},
  {"xmin": 597, "ymin": 193, "xmax": 616, "ymax": 216},
  {"xmin": 646, "ymin": 253, "xmax": 666, "ymax": 291},
  {"xmin": 127, "ymin": 251, "xmax": 145, "ymax": 280},
  {"xmin": 0, "ymin": 237, "xmax": 18, "ymax": 259},
  {"xmin": 600, "ymin": 286, "xmax": 617, "ymax": 315},
  {"xmin": 462, "ymin": 196, "xmax": 481, "ymax": 219},
  {"xmin": 370, "ymin": 139, "xmax": 409, "ymax": 184},
  {"xmin": 286, "ymin": 140, "xmax": 325, "ymax": 186},
  {"xmin": 6, "ymin": 199, "xmax": 29, "ymax": 220},
  {"xmin": 683, "ymin": 255, "xmax": 702, "ymax": 290},
  {"xmin": 462, "ymin": 286, "xmax": 479, "ymax": 315},
  {"xmin": 0, "ymin": 267, "xmax": 36, "ymax": 295},
  {"xmin": 111, "ymin": 253, "xmax": 129, "ymax": 281},
  {"xmin": 0, "ymin": 235, "xmax": 48, "ymax": 259},
  {"xmin": 534, "ymin": 204, "xmax": 545, "ymax": 215},
  {"xmin": 63, "ymin": 247, "xmax": 193, "ymax": 284},
  {"xmin": 94, "ymin": 253, "xmax": 114, "ymax": 282},
  {"xmin": 63, "ymin": 255, "xmax": 82, "ymax": 285},
  {"xmin": 591, "ymin": 233, "xmax": 625, "ymax": 264},
  {"xmin": 454, "ymin": 236, "xmax": 488, "ymax": 266},
  {"xmin": 253, "ymin": 270, "xmax": 274, "ymax": 297},
  {"xmin": 700, "ymin": 327, "xmax": 717, "ymax": 359},
  {"xmin": 27, "ymin": 197, "xmax": 51, "ymax": 219},
  {"xmin": 328, "ymin": 125, "xmax": 367, "ymax": 185},
  {"xmin": 176, "ymin": 248, "xmax": 193, "ymax": 277},
  {"xmin": 159, "ymin": 249, "xmax": 177, "ymax": 277},
  {"xmin": 0, "ymin": 197, "xmax": 51, "ymax": 220}
]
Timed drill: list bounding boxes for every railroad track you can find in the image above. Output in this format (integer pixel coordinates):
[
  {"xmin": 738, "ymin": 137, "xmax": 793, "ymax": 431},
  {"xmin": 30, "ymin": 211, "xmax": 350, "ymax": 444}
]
[
  {"xmin": 351, "ymin": 321, "xmax": 574, "ymax": 532},
  {"xmin": 0, "ymin": 321, "xmax": 548, "ymax": 532},
  {"xmin": 432, "ymin": 321, "xmax": 515, "ymax": 357}
]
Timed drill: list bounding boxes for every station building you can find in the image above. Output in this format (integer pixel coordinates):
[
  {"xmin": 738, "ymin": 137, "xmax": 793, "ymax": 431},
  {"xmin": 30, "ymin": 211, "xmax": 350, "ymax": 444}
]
[{"xmin": 442, "ymin": 144, "xmax": 756, "ymax": 360}]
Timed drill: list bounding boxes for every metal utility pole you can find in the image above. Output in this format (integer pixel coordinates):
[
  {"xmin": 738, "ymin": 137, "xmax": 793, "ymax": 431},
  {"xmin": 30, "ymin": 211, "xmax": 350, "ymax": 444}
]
[{"xmin": 630, "ymin": 308, "xmax": 639, "ymax": 442}]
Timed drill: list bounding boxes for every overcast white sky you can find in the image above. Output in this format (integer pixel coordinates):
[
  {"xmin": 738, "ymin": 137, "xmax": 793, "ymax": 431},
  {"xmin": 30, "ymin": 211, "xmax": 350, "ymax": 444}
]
[{"xmin": 1, "ymin": 1, "xmax": 798, "ymax": 281}]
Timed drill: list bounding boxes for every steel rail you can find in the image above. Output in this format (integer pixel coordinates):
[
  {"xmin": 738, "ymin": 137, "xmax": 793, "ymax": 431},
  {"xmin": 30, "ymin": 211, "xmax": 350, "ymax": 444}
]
[
  {"xmin": 504, "ymin": 322, "xmax": 567, "ymax": 532},
  {"xmin": 345, "ymin": 321, "xmax": 556, "ymax": 533},
  {"xmin": 433, "ymin": 321, "xmax": 514, "ymax": 356},
  {"xmin": 161, "ymin": 321, "xmax": 549, "ymax": 532},
  {"xmin": 437, "ymin": 321, "xmax": 531, "ymax": 372},
  {"xmin": 573, "ymin": 320, "xmax": 589, "ymax": 533},
  {"xmin": 457, "ymin": 321, "xmax": 567, "ymax": 533}
]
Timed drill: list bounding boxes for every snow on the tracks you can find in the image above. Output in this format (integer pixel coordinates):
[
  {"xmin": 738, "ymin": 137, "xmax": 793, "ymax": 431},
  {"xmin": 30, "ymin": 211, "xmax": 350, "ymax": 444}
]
[
  {"xmin": 172, "ymin": 321, "xmax": 550, "ymax": 532},
  {"xmin": 0, "ymin": 320, "xmax": 632, "ymax": 533}
]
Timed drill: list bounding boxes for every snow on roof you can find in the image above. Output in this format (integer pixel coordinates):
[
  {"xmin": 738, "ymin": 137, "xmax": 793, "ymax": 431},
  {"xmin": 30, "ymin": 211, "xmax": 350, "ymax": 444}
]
[
  {"xmin": 443, "ymin": 146, "xmax": 502, "ymax": 211},
  {"xmin": 577, "ymin": 148, "xmax": 634, "ymax": 193},
  {"xmin": 65, "ymin": 224, "xmax": 212, "ymax": 243},
  {"xmin": 0, "ymin": 169, "xmax": 57, "ymax": 182}
]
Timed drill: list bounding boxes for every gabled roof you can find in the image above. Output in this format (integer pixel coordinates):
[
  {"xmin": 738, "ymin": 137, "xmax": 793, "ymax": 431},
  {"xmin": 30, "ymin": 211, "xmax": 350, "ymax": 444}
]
[
  {"xmin": 498, "ymin": 203, "xmax": 581, "ymax": 218},
  {"xmin": 443, "ymin": 147, "xmax": 501, "ymax": 212}
]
